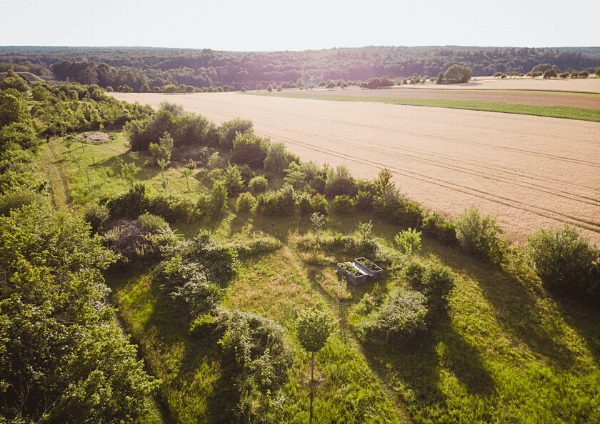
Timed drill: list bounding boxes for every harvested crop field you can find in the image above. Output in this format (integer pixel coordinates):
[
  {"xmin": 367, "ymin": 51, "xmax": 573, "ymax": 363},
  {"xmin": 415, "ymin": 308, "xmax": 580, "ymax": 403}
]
[
  {"xmin": 301, "ymin": 87, "xmax": 600, "ymax": 109},
  {"xmin": 112, "ymin": 92, "xmax": 600, "ymax": 243}
]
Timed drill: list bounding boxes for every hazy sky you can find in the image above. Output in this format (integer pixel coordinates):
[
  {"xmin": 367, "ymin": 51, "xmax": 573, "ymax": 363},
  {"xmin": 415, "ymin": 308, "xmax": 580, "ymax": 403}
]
[{"xmin": 1, "ymin": 0, "xmax": 598, "ymax": 51}]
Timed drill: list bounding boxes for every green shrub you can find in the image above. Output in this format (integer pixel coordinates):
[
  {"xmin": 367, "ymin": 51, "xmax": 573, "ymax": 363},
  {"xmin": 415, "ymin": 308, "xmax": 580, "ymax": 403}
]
[
  {"xmin": 375, "ymin": 196, "xmax": 422, "ymax": 228},
  {"xmin": 257, "ymin": 184, "xmax": 296, "ymax": 216},
  {"xmin": 394, "ymin": 228, "xmax": 422, "ymax": 256},
  {"xmin": 356, "ymin": 190, "xmax": 374, "ymax": 212},
  {"xmin": 0, "ymin": 189, "xmax": 46, "ymax": 217},
  {"xmin": 83, "ymin": 203, "xmax": 109, "ymax": 234},
  {"xmin": 331, "ymin": 195, "xmax": 355, "ymax": 214},
  {"xmin": 526, "ymin": 226, "xmax": 600, "ymax": 299},
  {"xmin": 236, "ymin": 192, "xmax": 256, "ymax": 213},
  {"xmin": 231, "ymin": 133, "xmax": 267, "ymax": 168},
  {"xmin": 104, "ymin": 183, "xmax": 148, "ymax": 220},
  {"xmin": 412, "ymin": 264, "xmax": 456, "ymax": 314},
  {"xmin": 138, "ymin": 212, "xmax": 168, "ymax": 234},
  {"xmin": 210, "ymin": 180, "xmax": 228, "ymax": 216},
  {"xmin": 216, "ymin": 308, "xmax": 292, "ymax": 422},
  {"xmin": 190, "ymin": 314, "xmax": 217, "ymax": 336},
  {"xmin": 325, "ymin": 165, "xmax": 357, "ymax": 199},
  {"xmin": 310, "ymin": 193, "xmax": 328, "ymax": 215},
  {"xmin": 264, "ymin": 141, "xmax": 296, "ymax": 174},
  {"xmin": 361, "ymin": 290, "xmax": 428, "ymax": 345},
  {"xmin": 220, "ymin": 164, "xmax": 244, "ymax": 196},
  {"xmin": 422, "ymin": 210, "xmax": 457, "ymax": 245},
  {"xmin": 310, "ymin": 175, "xmax": 326, "ymax": 194},
  {"xmin": 218, "ymin": 118, "xmax": 253, "ymax": 151},
  {"xmin": 158, "ymin": 255, "xmax": 222, "ymax": 317},
  {"xmin": 454, "ymin": 206, "xmax": 507, "ymax": 263},
  {"xmin": 283, "ymin": 162, "xmax": 307, "ymax": 189},
  {"xmin": 248, "ymin": 175, "xmax": 269, "ymax": 194},
  {"xmin": 295, "ymin": 191, "xmax": 313, "ymax": 215}
]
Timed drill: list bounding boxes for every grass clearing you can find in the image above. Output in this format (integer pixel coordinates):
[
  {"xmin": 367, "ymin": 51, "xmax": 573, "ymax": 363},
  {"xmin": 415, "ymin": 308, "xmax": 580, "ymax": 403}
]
[
  {"xmin": 37, "ymin": 131, "xmax": 206, "ymax": 213},
  {"xmin": 249, "ymin": 92, "xmax": 600, "ymax": 122},
  {"xmin": 43, "ymin": 129, "xmax": 600, "ymax": 423}
]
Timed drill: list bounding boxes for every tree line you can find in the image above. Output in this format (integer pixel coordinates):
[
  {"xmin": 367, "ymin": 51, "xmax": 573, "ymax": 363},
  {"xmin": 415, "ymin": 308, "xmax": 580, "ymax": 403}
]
[{"xmin": 1, "ymin": 46, "xmax": 598, "ymax": 92}]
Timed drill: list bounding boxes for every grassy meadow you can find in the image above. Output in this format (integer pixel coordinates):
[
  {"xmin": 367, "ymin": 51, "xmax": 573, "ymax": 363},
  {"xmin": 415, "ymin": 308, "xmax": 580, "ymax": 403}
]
[{"xmin": 37, "ymin": 131, "xmax": 600, "ymax": 423}]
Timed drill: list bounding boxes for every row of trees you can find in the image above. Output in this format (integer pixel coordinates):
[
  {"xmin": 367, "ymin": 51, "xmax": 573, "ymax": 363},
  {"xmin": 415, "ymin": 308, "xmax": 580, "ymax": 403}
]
[{"xmin": 4, "ymin": 46, "xmax": 598, "ymax": 92}]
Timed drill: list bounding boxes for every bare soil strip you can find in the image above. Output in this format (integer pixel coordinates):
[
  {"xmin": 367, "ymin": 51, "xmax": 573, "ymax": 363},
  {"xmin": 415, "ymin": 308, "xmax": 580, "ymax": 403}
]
[
  {"xmin": 302, "ymin": 88, "xmax": 600, "ymax": 109},
  {"xmin": 111, "ymin": 93, "xmax": 600, "ymax": 243}
]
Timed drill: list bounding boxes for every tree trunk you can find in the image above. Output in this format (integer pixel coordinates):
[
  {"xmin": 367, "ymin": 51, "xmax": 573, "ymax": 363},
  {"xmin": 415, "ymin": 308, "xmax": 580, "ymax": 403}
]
[{"xmin": 311, "ymin": 351, "xmax": 314, "ymax": 381}]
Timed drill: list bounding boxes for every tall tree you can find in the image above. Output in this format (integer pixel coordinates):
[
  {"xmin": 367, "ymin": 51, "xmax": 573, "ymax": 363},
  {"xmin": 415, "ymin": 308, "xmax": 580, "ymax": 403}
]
[{"xmin": 296, "ymin": 308, "xmax": 335, "ymax": 381}]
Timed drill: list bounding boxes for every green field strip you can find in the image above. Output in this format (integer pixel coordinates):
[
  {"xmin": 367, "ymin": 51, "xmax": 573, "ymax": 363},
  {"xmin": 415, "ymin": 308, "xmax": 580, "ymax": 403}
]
[
  {"xmin": 382, "ymin": 87, "xmax": 600, "ymax": 97},
  {"xmin": 249, "ymin": 92, "xmax": 600, "ymax": 122}
]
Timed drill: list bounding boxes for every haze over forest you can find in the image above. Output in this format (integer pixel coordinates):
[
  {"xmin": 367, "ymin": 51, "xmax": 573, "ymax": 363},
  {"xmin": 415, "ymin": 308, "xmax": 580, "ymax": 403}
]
[{"xmin": 1, "ymin": 45, "xmax": 599, "ymax": 92}]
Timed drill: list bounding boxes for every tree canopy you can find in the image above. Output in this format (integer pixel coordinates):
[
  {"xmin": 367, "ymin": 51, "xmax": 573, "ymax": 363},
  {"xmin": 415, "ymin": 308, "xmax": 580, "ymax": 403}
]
[{"xmin": 0, "ymin": 206, "xmax": 159, "ymax": 422}]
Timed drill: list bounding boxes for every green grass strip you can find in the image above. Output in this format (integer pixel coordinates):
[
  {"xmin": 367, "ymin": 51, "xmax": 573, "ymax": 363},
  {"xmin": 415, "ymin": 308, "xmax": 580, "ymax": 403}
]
[{"xmin": 248, "ymin": 92, "xmax": 600, "ymax": 122}]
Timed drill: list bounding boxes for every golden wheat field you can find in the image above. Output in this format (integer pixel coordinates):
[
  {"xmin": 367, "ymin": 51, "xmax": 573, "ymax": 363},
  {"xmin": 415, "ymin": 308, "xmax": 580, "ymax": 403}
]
[{"xmin": 111, "ymin": 92, "xmax": 600, "ymax": 244}]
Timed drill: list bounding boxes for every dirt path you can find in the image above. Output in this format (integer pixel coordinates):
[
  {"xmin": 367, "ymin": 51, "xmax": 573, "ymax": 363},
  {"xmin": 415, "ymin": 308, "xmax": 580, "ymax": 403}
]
[
  {"xmin": 41, "ymin": 140, "xmax": 71, "ymax": 212},
  {"xmin": 111, "ymin": 93, "xmax": 600, "ymax": 244}
]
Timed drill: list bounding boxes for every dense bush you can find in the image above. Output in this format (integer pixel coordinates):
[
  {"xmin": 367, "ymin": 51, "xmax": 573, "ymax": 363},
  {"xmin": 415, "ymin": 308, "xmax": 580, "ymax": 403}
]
[
  {"xmin": 325, "ymin": 166, "xmax": 357, "ymax": 199},
  {"xmin": 410, "ymin": 264, "xmax": 456, "ymax": 314},
  {"xmin": 257, "ymin": 184, "xmax": 296, "ymax": 216},
  {"xmin": 264, "ymin": 142, "xmax": 298, "ymax": 174},
  {"xmin": 526, "ymin": 226, "xmax": 600, "ymax": 299},
  {"xmin": 310, "ymin": 175, "xmax": 326, "ymax": 194},
  {"xmin": 231, "ymin": 133, "xmax": 267, "ymax": 168},
  {"xmin": 218, "ymin": 118, "xmax": 253, "ymax": 151},
  {"xmin": 219, "ymin": 164, "xmax": 245, "ymax": 196},
  {"xmin": 361, "ymin": 290, "xmax": 428, "ymax": 345},
  {"xmin": 173, "ymin": 113, "xmax": 219, "ymax": 147},
  {"xmin": 356, "ymin": 190, "xmax": 375, "ymax": 212},
  {"xmin": 248, "ymin": 175, "xmax": 269, "ymax": 194},
  {"xmin": 0, "ymin": 189, "xmax": 47, "ymax": 217},
  {"xmin": 236, "ymin": 192, "xmax": 256, "ymax": 213},
  {"xmin": 82, "ymin": 202, "xmax": 109, "ymax": 234},
  {"xmin": 103, "ymin": 183, "xmax": 148, "ymax": 220},
  {"xmin": 374, "ymin": 196, "xmax": 422, "ymax": 228},
  {"xmin": 294, "ymin": 191, "xmax": 313, "ymax": 215},
  {"xmin": 310, "ymin": 193, "xmax": 328, "ymax": 215},
  {"xmin": 394, "ymin": 228, "xmax": 422, "ymax": 256},
  {"xmin": 138, "ymin": 212, "xmax": 168, "ymax": 234},
  {"xmin": 216, "ymin": 308, "xmax": 292, "ymax": 422},
  {"xmin": 331, "ymin": 194, "xmax": 355, "ymax": 214},
  {"xmin": 158, "ymin": 255, "xmax": 222, "ymax": 317},
  {"xmin": 454, "ymin": 206, "xmax": 507, "ymax": 263},
  {"xmin": 422, "ymin": 210, "xmax": 457, "ymax": 245}
]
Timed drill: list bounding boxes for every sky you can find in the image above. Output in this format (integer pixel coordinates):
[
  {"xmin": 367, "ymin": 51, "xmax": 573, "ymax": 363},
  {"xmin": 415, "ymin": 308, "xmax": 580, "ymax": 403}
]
[{"xmin": 0, "ymin": 0, "xmax": 598, "ymax": 51}]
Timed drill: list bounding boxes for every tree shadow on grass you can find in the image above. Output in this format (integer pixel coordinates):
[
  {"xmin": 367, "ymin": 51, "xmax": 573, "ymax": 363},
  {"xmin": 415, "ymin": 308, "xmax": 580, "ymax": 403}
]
[
  {"xmin": 429, "ymin": 240, "xmax": 582, "ymax": 371},
  {"xmin": 363, "ymin": 310, "xmax": 496, "ymax": 421}
]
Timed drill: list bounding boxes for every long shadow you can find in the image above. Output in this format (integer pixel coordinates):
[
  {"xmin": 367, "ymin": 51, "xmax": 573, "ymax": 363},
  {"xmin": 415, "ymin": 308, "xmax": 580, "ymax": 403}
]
[
  {"xmin": 364, "ymin": 310, "xmax": 496, "ymax": 420},
  {"xmin": 431, "ymin": 240, "xmax": 582, "ymax": 370},
  {"xmin": 550, "ymin": 294, "xmax": 600, "ymax": 366}
]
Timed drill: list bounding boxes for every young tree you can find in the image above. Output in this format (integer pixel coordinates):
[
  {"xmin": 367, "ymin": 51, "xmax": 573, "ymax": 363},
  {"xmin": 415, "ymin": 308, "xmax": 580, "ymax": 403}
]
[
  {"xmin": 122, "ymin": 162, "xmax": 138, "ymax": 187},
  {"xmin": 148, "ymin": 131, "xmax": 173, "ymax": 164},
  {"xmin": 296, "ymin": 308, "xmax": 335, "ymax": 381}
]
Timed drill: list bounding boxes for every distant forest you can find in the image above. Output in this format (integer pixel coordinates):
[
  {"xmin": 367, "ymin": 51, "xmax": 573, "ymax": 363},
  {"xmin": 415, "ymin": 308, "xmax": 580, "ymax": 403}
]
[{"xmin": 1, "ymin": 46, "xmax": 599, "ymax": 91}]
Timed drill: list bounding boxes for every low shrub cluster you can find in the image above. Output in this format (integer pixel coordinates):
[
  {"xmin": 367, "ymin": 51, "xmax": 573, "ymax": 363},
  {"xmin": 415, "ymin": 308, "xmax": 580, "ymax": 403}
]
[
  {"xmin": 407, "ymin": 263, "xmax": 457, "ymax": 315},
  {"xmin": 211, "ymin": 308, "xmax": 293, "ymax": 422},
  {"xmin": 102, "ymin": 183, "xmax": 197, "ymax": 223},
  {"xmin": 360, "ymin": 290, "xmax": 429, "ymax": 345},
  {"xmin": 526, "ymin": 225, "xmax": 600, "ymax": 300}
]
